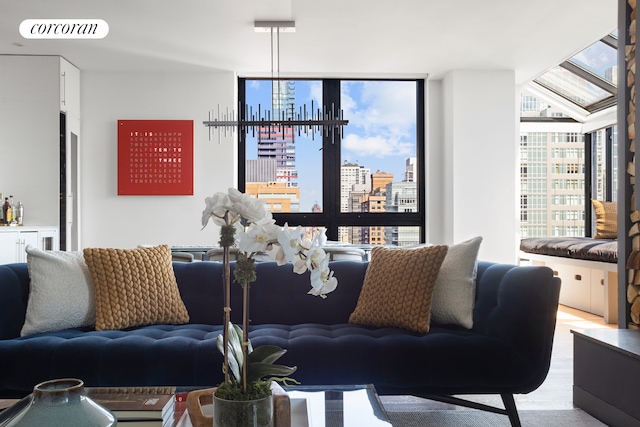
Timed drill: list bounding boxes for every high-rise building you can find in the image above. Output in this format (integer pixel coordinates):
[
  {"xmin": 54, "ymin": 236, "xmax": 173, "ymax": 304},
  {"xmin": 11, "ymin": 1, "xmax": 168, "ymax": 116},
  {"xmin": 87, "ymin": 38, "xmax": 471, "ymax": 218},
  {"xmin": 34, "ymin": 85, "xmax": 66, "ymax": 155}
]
[
  {"xmin": 371, "ymin": 171, "xmax": 393, "ymax": 196},
  {"xmin": 246, "ymin": 158, "xmax": 277, "ymax": 183},
  {"xmin": 340, "ymin": 161, "xmax": 371, "ymax": 212},
  {"xmin": 245, "ymin": 182, "xmax": 300, "ymax": 213},
  {"xmin": 339, "ymin": 161, "xmax": 371, "ymax": 242},
  {"xmin": 404, "ymin": 157, "xmax": 417, "ymax": 182},
  {"xmin": 359, "ymin": 193, "xmax": 387, "ymax": 245},
  {"xmin": 520, "ymin": 89, "xmax": 587, "ymax": 238},
  {"xmin": 605, "ymin": 66, "xmax": 618, "ymax": 85},
  {"xmin": 519, "ymin": 130, "xmax": 586, "ymax": 237},
  {"xmin": 257, "ymin": 81, "xmax": 298, "ymax": 188},
  {"xmin": 385, "ymin": 181, "xmax": 419, "ymax": 246}
]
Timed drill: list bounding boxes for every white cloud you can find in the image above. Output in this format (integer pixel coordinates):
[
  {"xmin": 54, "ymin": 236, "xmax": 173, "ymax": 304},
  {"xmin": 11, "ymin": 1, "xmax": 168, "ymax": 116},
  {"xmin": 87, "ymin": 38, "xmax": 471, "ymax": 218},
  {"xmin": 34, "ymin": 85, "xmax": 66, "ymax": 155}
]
[
  {"xmin": 343, "ymin": 81, "xmax": 416, "ymax": 131},
  {"xmin": 307, "ymin": 81, "xmax": 322, "ymax": 106},
  {"xmin": 340, "ymin": 81, "xmax": 417, "ymax": 160},
  {"xmin": 342, "ymin": 133, "xmax": 413, "ymax": 158}
]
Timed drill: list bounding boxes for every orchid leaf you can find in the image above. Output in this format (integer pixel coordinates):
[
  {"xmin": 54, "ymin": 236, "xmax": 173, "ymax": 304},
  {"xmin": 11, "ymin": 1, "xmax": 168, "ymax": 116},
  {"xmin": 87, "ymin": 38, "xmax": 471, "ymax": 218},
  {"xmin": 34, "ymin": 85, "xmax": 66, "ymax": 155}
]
[
  {"xmin": 248, "ymin": 345, "xmax": 287, "ymax": 365},
  {"xmin": 246, "ymin": 362, "xmax": 297, "ymax": 384},
  {"xmin": 228, "ymin": 324, "xmax": 245, "ymax": 378},
  {"xmin": 217, "ymin": 323, "xmax": 247, "ymax": 384}
]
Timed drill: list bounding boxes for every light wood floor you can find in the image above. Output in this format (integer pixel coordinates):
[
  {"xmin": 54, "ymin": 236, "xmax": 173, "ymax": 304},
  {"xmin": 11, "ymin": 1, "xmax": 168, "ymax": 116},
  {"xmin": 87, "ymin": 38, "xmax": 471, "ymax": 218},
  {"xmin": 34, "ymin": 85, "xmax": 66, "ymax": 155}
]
[{"xmin": 380, "ymin": 304, "xmax": 616, "ymax": 411}]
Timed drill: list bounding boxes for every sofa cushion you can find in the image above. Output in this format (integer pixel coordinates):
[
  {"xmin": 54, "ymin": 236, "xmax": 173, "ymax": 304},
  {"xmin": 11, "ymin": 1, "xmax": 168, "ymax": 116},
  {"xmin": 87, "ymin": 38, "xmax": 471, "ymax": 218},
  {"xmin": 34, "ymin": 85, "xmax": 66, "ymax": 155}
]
[
  {"xmin": 20, "ymin": 246, "xmax": 96, "ymax": 336},
  {"xmin": 0, "ymin": 323, "xmax": 531, "ymax": 396},
  {"xmin": 348, "ymin": 245, "xmax": 448, "ymax": 333},
  {"xmin": 430, "ymin": 236, "xmax": 482, "ymax": 329},
  {"xmin": 83, "ymin": 245, "xmax": 190, "ymax": 331},
  {"xmin": 592, "ymin": 199, "xmax": 617, "ymax": 239}
]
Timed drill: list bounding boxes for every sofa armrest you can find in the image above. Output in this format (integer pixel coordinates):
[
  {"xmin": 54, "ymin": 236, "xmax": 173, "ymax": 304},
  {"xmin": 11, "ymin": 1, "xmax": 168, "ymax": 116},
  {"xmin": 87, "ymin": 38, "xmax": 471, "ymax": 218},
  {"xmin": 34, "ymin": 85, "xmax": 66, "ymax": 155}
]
[
  {"xmin": 473, "ymin": 263, "xmax": 561, "ymax": 392},
  {"xmin": 0, "ymin": 264, "xmax": 30, "ymax": 340}
]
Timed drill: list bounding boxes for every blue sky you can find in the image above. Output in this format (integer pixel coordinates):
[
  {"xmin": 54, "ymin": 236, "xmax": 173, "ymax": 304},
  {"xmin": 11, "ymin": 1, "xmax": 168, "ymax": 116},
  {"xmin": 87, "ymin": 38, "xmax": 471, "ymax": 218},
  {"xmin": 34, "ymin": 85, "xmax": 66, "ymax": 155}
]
[{"xmin": 246, "ymin": 80, "xmax": 417, "ymax": 211}]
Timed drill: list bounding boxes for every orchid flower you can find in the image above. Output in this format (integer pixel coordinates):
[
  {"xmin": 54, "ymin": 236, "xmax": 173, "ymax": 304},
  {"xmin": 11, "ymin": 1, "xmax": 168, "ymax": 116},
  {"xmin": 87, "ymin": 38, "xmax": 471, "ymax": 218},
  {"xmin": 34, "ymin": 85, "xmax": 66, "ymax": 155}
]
[
  {"xmin": 228, "ymin": 187, "xmax": 266, "ymax": 223},
  {"xmin": 306, "ymin": 238, "xmax": 328, "ymax": 271},
  {"xmin": 203, "ymin": 189, "xmax": 339, "ymax": 297},
  {"xmin": 268, "ymin": 244, "xmax": 288, "ymax": 266},
  {"xmin": 309, "ymin": 255, "xmax": 338, "ymax": 298},
  {"xmin": 291, "ymin": 253, "xmax": 309, "ymax": 275},
  {"xmin": 238, "ymin": 222, "xmax": 277, "ymax": 254},
  {"xmin": 201, "ymin": 192, "xmax": 236, "ymax": 227},
  {"xmin": 277, "ymin": 224, "xmax": 303, "ymax": 263}
]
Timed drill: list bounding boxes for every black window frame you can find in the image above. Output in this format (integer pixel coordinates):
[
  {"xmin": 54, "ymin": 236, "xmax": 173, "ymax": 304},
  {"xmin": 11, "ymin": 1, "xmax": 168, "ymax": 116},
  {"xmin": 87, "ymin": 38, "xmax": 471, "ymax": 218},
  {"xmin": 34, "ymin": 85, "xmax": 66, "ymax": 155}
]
[
  {"xmin": 584, "ymin": 125, "xmax": 615, "ymax": 237},
  {"xmin": 238, "ymin": 77, "xmax": 426, "ymax": 243}
]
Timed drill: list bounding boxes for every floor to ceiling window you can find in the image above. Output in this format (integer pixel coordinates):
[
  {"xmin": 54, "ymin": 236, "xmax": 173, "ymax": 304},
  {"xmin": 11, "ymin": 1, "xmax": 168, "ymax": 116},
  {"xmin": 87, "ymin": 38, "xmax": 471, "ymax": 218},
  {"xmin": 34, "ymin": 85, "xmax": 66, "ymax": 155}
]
[
  {"xmin": 519, "ymin": 32, "xmax": 618, "ymax": 239},
  {"xmin": 238, "ymin": 78, "xmax": 425, "ymax": 246},
  {"xmin": 520, "ymin": 91, "xmax": 617, "ymax": 238}
]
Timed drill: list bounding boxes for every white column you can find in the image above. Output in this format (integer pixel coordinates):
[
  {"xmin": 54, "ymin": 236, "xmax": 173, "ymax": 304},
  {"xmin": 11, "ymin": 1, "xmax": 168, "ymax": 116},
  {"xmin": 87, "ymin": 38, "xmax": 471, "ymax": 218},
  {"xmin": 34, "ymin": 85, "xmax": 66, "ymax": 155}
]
[{"xmin": 428, "ymin": 70, "xmax": 519, "ymax": 263}]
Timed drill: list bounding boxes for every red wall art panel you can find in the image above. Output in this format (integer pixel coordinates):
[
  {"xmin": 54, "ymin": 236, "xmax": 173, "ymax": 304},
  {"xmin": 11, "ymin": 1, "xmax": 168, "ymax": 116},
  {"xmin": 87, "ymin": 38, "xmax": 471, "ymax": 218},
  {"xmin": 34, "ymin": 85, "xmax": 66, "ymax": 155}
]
[{"xmin": 118, "ymin": 120, "xmax": 194, "ymax": 195}]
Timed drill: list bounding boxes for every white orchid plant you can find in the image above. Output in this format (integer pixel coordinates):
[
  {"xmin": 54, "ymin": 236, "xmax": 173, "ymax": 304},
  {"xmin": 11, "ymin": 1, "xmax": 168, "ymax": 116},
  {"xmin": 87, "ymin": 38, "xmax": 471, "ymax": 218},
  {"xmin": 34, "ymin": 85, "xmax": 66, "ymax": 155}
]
[{"xmin": 201, "ymin": 188, "xmax": 338, "ymax": 399}]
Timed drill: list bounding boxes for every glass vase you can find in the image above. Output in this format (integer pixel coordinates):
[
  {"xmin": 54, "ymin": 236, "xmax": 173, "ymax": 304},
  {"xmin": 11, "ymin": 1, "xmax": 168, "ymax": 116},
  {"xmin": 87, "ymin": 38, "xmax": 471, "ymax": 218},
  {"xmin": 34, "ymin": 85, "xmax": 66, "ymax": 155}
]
[
  {"xmin": 213, "ymin": 393, "xmax": 273, "ymax": 427},
  {"xmin": 4, "ymin": 378, "xmax": 116, "ymax": 427}
]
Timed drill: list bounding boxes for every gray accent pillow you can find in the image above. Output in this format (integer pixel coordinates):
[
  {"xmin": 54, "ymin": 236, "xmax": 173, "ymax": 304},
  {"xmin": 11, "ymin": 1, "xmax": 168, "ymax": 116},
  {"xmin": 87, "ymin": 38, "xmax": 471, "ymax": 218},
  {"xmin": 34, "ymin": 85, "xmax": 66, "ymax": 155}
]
[
  {"xmin": 21, "ymin": 246, "xmax": 95, "ymax": 336},
  {"xmin": 430, "ymin": 236, "xmax": 482, "ymax": 329}
]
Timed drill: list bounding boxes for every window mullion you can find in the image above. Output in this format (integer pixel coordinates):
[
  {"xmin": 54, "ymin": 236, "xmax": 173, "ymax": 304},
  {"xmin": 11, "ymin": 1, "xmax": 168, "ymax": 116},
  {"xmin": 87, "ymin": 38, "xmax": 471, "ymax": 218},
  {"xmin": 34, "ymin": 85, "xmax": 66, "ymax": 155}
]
[
  {"xmin": 238, "ymin": 77, "xmax": 247, "ymax": 192},
  {"xmin": 585, "ymin": 132, "xmax": 593, "ymax": 237},
  {"xmin": 606, "ymin": 127, "xmax": 613, "ymax": 201},
  {"xmin": 322, "ymin": 79, "xmax": 341, "ymax": 241}
]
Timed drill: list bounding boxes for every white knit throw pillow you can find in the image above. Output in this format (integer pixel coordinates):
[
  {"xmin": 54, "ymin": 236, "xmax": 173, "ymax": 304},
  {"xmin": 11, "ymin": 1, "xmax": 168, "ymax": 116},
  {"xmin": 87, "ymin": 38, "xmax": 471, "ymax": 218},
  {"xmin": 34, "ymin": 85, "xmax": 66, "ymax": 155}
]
[
  {"xmin": 430, "ymin": 236, "xmax": 483, "ymax": 329},
  {"xmin": 21, "ymin": 246, "xmax": 95, "ymax": 336}
]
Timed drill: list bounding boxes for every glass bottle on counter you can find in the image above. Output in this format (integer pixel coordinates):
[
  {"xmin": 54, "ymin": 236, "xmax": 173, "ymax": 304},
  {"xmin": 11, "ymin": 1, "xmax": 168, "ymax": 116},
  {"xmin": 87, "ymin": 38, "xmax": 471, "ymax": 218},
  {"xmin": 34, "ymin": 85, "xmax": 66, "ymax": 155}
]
[
  {"xmin": 16, "ymin": 201, "xmax": 24, "ymax": 225},
  {"xmin": 9, "ymin": 196, "xmax": 15, "ymax": 224},
  {"xmin": 2, "ymin": 197, "xmax": 12, "ymax": 224}
]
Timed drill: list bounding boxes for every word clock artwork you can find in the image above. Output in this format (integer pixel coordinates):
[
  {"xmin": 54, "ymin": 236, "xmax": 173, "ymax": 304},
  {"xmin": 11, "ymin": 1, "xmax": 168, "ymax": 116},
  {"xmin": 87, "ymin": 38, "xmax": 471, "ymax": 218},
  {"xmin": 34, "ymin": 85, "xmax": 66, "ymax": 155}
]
[{"xmin": 118, "ymin": 120, "xmax": 194, "ymax": 195}]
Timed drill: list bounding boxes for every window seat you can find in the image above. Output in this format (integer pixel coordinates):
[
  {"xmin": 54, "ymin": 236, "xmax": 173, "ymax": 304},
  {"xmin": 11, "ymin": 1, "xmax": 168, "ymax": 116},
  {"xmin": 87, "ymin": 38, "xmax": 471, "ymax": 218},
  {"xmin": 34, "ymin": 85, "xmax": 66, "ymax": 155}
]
[
  {"xmin": 519, "ymin": 237, "xmax": 618, "ymax": 324},
  {"xmin": 519, "ymin": 237, "xmax": 617, "ymax": 263}
]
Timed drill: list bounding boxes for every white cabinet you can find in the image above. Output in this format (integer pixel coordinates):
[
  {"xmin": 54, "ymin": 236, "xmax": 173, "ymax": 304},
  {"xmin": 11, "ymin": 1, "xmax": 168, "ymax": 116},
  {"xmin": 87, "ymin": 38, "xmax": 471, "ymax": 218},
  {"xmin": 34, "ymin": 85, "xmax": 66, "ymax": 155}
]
[
  {"xmin": 555, "ymin": 264, "xmax": 592, "ymax": 313},
  {"xmin": 522, "ymin": 252, "xmax": 618, "ymax": 323},
  {"xmin": 60, "ymin": 58, "xmax": 80, "ymax": 117},
  {"xmin": 0, "ymin": 230, "xmax": 19, "ymax": 264},
  {"xmin": 0, "ymin": 227, "xmax": 59, "ymax": 264},
  {"xmin": 15, "ymin": 231, "xmax": 38, "ymax": 262},
  {"xmin": 590, "ymin": 269, "xmax": 605, "ymax": 317}
]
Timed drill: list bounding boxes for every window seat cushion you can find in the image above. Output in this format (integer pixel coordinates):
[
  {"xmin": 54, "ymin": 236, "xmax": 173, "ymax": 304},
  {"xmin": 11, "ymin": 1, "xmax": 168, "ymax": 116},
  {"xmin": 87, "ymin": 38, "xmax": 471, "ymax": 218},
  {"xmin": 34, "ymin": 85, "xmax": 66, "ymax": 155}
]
[{"xmin": 520, "ymin": 237, "xmax": 617, "ymax": 263}]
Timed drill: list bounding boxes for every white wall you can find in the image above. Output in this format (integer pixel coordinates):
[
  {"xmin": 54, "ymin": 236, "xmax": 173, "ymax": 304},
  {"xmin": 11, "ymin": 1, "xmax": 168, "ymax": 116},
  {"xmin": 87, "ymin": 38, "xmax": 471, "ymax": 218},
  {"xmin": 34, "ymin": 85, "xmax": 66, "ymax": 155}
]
[
  {"xmin": 81, "ymin": 70, "xmax": 236, "ymax": 248},
  {"xmin": 428, "ymin": 70, "xmax": 519, "ymax": 263},
  {"xmin": 3, "ymin": 56, "xmax": 522, "ymax": 255},
  {"xmin": 0, "ymin": 56, "xmax": 60, "ymax": 227},
  {"xmin": 425, "ymin": 80, "xmax": 445, "ymax": 243}
]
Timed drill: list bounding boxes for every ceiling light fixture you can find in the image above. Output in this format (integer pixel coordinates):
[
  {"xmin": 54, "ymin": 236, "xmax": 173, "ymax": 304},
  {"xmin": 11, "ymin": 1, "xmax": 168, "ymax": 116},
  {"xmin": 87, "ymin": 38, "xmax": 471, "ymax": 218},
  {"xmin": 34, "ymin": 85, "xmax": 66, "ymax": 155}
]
[{"xmin": 203, "ymin": 20, "xmax": 348, "ymax": 143}]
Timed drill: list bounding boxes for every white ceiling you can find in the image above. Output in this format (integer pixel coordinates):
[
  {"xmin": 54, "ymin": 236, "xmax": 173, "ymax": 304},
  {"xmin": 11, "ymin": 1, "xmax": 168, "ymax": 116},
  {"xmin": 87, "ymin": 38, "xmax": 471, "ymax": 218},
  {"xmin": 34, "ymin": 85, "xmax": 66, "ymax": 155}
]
[{"xmin": 0, "ymin": 0, "xmax": 617, "ymax": 84}]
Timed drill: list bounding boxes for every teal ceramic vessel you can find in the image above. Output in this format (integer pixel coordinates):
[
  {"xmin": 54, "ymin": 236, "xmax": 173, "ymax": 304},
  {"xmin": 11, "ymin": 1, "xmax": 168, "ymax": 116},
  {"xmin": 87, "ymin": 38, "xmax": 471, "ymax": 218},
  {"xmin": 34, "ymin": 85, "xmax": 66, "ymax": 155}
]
[{"xmin": 4, "ymin": 378, "xmax": 117, "ymax": 427}]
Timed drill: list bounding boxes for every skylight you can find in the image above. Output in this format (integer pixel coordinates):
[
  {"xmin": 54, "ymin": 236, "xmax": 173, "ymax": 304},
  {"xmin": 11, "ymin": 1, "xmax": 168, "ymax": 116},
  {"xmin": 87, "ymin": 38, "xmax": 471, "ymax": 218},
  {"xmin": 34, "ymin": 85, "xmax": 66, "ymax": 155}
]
[
  {"xmin": 535, "ymin": 66, "xmax": 612, "ymax": 108},
  {"xmin": 528, "ymin": 33, "xmax": 617, "ymax": 116}
]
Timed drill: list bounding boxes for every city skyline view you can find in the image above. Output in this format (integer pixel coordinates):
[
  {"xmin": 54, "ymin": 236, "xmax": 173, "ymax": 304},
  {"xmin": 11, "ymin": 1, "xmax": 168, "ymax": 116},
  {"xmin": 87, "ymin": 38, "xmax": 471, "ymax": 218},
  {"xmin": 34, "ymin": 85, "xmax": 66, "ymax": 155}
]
[{"xmin": 245, "ymin": 79, "xmax": 418, "ymax": 211}]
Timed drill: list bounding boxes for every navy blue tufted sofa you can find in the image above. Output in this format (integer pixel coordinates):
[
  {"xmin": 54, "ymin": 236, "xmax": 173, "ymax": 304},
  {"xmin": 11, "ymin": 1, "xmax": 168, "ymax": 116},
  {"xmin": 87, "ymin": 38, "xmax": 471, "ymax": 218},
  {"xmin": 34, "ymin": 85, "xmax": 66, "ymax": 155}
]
[{"xmin": 0, "ymin": 260, "xmax": 559, "ymax": 426}]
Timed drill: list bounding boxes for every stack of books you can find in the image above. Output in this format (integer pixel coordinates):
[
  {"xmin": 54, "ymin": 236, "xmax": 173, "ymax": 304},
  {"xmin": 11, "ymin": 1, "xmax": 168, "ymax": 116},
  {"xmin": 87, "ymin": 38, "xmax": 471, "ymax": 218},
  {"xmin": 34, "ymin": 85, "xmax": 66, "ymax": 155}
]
[{"xmin": 88, "ymin": 388, "xmax": 187, "ymax": 427}]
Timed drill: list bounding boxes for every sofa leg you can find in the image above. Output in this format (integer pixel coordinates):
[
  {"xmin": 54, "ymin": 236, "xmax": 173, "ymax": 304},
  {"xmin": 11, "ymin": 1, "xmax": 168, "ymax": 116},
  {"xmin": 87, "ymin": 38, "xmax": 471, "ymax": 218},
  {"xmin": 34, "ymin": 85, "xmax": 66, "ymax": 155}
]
[
  {"xmin": 425, "ymin": 394, "xmax": 522, "ymax": 426},
  {"xmin": 501, "ymin": 394, "xmax": 522, "ymax": 427}
]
